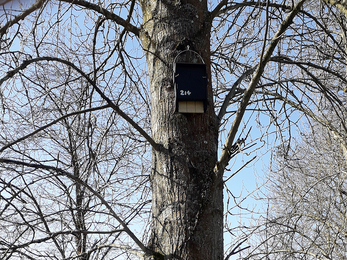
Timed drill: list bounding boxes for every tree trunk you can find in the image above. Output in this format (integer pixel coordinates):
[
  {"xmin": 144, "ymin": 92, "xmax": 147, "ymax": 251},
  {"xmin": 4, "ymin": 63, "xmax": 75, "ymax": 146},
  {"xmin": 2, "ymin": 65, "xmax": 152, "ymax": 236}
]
[{"xmin": 140, "ymin": 0, "xmax": 223, "ymax": 259}]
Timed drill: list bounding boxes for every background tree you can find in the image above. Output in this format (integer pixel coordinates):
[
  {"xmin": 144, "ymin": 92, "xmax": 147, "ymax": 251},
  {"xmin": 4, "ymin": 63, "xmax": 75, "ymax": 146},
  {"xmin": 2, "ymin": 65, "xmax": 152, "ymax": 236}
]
[
  {"xmin": 1, "ymin": 0, "xmax": 347, "ymax": 259},
  {"xmin": 243, "ymin": 119, "xmax": 347, "ymax": 259},
  {"xmin": 241, "ymin": 4, "xmax": 347, "ymax": 259}
]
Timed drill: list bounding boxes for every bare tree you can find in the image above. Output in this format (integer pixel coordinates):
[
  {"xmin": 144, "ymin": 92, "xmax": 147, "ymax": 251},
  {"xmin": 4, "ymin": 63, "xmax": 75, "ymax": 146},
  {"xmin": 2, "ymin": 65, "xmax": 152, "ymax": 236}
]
[
  {"xmin": 1, "ymin": 0, "xmax": 347, "ymax": 259},
  {"xmin": 243, "ymin": 119, "xmax": 347, "ymax": 259},
  {"xmin": 240, "ymin": 4, "xmax": 347, "ymax": 258}
]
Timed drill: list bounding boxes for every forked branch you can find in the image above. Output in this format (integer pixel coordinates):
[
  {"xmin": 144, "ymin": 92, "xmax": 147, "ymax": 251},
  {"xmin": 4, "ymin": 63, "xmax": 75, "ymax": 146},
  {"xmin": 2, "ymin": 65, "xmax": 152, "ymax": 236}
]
[
  {"xmin": 0, "ymin": 0, "xmax": 47, "ymax": 39},
  {"xmin": 0, "ymin": 57, "xmax": 161, "ymax": 152},
  {"xmin": 60, "ymin": 0, "xmax": 140, "ymax": 36},
  {"xmin": 214, "ymin": 0, "xmax": 307, "ymax": 176},
  {"xmin": 0, "ymin": 158, "xmax": 151, "ymax": 256}
]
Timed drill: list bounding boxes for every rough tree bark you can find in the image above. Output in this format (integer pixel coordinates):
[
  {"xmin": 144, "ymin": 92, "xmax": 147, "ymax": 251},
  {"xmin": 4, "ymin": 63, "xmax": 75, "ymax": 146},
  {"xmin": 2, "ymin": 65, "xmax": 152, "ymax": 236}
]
[{"xmin": 140, "ymin": 0, "xmax": 223, "ymax": 259}]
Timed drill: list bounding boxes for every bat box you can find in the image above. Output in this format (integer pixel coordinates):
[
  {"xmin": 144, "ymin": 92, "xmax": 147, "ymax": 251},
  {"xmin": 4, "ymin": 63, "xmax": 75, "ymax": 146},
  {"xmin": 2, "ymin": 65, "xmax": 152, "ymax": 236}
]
[{"xmin": 174, "ymin": 62, "xmax": 208, "ymax": 113}]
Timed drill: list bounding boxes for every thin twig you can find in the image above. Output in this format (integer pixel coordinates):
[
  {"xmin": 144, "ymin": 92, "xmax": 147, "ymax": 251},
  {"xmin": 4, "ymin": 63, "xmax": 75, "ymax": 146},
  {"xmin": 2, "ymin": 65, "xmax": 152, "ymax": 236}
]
[
  {"xmin": 214, "ymin": 0, "xmax": 307, "ymax": 177},
  {"xmin": 0, "ymin": 57, "xmax": 162, "ymax": 152},
  {"xmin": 0, "ymin": 105, "xmax": 110, "ymax": 153}
]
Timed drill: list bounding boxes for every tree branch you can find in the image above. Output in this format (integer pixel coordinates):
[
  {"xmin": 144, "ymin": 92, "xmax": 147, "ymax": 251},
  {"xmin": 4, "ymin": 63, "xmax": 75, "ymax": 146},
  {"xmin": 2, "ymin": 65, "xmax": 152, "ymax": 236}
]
[
  {"xmin": 322, "ymin": 0, "xmax": 347, "ymax": 16},
  {"xmin": 0, "ymin": 57, "xmax": 162, "ymax": 152},
  {"xmin": 209, "ymin": 1, "xmax": 294, "ymax": 22},
  {"xmin": 214, "ymin": 0, "xmax": 307, "ymax": 177},
  {"xmin": 217, "ymin": 66, "xmax": 256, "ymax": 125},
  {"xmin": 209, "ymin": 0, "xmax": 228, "ymax": 21},
  {"xmin": 0, "ymin": 158, "xmax": 152, "ymax": 255},
  {"xmin": 0, "ymin": 229, "xmax": 125, "ymax": 251},
  {"xmin": 0, "ymin": 105, "xmax": 110, "ymax": 153},
  {"xmin": 0, "ymin": 0, "xmax": 47, "ymax": 39},
  {"xmin": 259, "ymin": 89, "xmax": 347, "ymax": 163},
  {"xmin": 270, "ymin": 55, "xmax": 346, "ymax": 106},
  {"xmin": 59, "ymin": 0, "xmax": 140, "ymax": 36}
]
